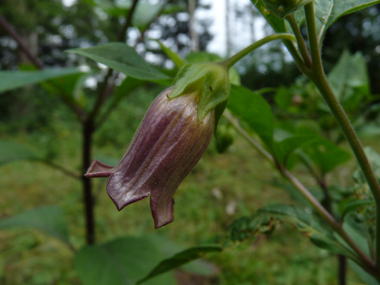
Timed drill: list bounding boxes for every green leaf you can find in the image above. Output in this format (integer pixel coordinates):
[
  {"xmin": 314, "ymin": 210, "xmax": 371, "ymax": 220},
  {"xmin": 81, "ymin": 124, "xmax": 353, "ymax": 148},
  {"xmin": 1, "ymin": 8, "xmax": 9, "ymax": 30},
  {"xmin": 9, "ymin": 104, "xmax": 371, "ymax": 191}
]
[
  {"xmin": 274, "ymin": 86, "xmax": 293, "ymax": 110},
  {"xmin": 327, "ymin": 50, "xmax": 370, "ymax": 104},
  {"xmin": 341, "ymin": 199, "xmax": 374, "ymax": 218},
  {"xmin": 296, "ymin": 0, "xmax": 380, "ymax": 43},
  {"xmin": 143, "ymin": 235, "xmax": 218, "ymax": 277},
  {"xmin": 274, "ymin": 134, "xmax": 318, "ymax": 165},
  {"xmin": 348, "ymin": 260, "xmax": 380, "ymax": 285},
  {"xmin": 137, "ymin": 245, "xmax": 222, "ymax": 284},
  {"xmin": 0, "ymin": 68, "xmax": 81, "ymax": 93},
  {"xmin": 67, "ymin": 43, "xmax": 170, "ymax": 81},
  {"xmin": 228, "ymin": 84, "xmax": 274, "ymax": 150},
  {"xmin": 0, "ymin": 140, "xmax": 42, "ymax": 166},
  {"xmin": 300, "ymin": 137, "xmax": 351, "ymax": 174},
  {"xmin": 0, "ymin": 206, "xmax": 70, "ymax": 244},
  {"xmin": 258, "ymin": 204, "xmax": 357, "ymax": 259},
  {"xmin": 154, "ymin": 40, "xmax": 185, "ymax": 69},
  {"xmin": 75, "ymin": 236, "xmax": 175, "ymax": 285},
  {"xmin": 252, "ymin": 1, "xmax": 288, "ymax": 33}
]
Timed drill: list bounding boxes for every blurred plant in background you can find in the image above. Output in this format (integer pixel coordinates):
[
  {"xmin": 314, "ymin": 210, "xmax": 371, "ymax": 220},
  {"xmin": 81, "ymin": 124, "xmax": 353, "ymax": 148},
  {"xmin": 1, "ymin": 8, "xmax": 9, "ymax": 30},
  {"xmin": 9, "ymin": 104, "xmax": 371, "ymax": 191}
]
[{"xmin": 2, "ymin": 0, "xmax": 380, "ymax": 285}]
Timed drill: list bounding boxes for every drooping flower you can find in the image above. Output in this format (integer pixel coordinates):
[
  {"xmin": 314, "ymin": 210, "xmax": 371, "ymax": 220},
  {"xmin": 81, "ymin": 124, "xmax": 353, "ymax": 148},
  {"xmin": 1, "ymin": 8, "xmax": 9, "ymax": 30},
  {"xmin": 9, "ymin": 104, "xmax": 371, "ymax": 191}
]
[{"xmin": 85, "ymin": 62, "xmax": 230, "ymax": 228}]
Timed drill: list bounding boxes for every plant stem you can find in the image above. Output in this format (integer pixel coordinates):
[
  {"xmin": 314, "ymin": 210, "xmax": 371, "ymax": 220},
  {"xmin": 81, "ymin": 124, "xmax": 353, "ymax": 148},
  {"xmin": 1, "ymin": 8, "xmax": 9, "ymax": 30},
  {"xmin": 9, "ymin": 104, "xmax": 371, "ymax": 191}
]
[
  {"xmin": 285, "ymin": 14, "xmax": 312, "ymax": 68},
  {"xmin": 40, "ymin": 161, "xmax": 81, "ymax": 180},
  {"xmin": 223, "ymin": 112, "xmax": 376, "ymax": 273},
  {"xmin": 304, "ymin": 3, "xmax": 380, "ymax": 277},
  {"xmin": 82, "ymin": 119, "xmax": 95, "ymax": 244},
  {"xmin": 222, "ymin": 33, "xmax": 297, "ymax": 69}
]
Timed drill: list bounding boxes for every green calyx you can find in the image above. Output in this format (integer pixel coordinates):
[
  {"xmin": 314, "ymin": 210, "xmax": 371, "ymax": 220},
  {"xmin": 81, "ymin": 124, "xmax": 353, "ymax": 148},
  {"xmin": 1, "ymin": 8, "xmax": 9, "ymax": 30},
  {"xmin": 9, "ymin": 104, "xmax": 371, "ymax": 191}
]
[
  {"xmin": 169, "ymin": 62, "xmax": 230, "ymax": 127},
  {"xmin": 261, "ymin": 0, "xmax": 313, "ymax": 18}
]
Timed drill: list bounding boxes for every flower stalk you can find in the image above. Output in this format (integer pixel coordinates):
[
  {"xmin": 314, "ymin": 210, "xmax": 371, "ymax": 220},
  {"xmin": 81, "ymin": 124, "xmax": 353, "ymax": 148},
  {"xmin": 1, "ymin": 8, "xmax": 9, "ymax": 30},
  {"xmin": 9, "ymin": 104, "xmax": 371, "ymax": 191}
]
[{"xmin": 222, "ymin": 33, "xmax": 296, "ymax": 69}]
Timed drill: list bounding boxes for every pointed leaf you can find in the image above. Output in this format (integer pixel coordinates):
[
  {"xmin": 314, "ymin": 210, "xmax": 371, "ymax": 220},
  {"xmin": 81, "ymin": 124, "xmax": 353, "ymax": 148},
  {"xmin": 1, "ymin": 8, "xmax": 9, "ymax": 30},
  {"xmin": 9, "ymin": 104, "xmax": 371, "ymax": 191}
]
[
  {"xmin": 295, "ymin": 0, "xmax": 380, "ymax": 43},
  {"xmin": 75, "ymin": 236, "xmax": 175, "ymax": 285},
  {"xmin": 154, "ymin": 40, "xmax": 185, "ymax": 69},
  {"xmin": 137, "ymin": 245, "xmax": 222, "ymax": 284},
  {"xmin": 68, "ymin": 43, "xmax": 170, "ymax": 81},
  {"xmin": 0, "ymin": 206, "xmax": 70, "ymax": 244},
  {"xmin": 228, "ymin": 84, "xmax": 274, "ymax": 150},
  {"xmin": 0, "ymin": 68, "xmax": 81, "ymax": 93},
  {"xmin": 300, "ymin": 137, "xmax": 351, "ymax": 174}
]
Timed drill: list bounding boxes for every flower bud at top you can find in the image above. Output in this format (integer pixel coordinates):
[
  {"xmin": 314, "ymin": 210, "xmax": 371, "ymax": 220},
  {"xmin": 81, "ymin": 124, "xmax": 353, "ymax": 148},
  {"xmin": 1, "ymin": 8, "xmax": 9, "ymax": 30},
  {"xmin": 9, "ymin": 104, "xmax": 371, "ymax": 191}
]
[
  {"xmin": 85, "ymin": 62, "xmax": 230, "ymax": 228},
  {"xmin": 261, "ymin": 0, "xmax": 313, "ymax": 18}
]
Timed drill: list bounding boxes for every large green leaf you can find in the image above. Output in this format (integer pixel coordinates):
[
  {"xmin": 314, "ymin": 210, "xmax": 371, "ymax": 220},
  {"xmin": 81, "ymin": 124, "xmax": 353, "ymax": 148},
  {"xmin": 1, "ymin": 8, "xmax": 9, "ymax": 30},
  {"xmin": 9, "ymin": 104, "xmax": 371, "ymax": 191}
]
[
  {"xmin": 274, "ymin": 134, "xmax": 318, "ymax": 165},
  {"xmin": 0, "ymin": 68, "xmax": 81, "ymax": 93},
  {"xmin": 137, "ymin": 245, "xmax": 222, "ymax": 284},
  {"xmin": 228, "ymin": 84, "xmax": 274, "ymax": 150},
  {"xmin": 0, "ymin": 206, "xmax": 70, "ymax": 245},
  {"xmin": 295, "ymin": 0, "xmax": 380, "ymax": 43},
  {"xmin": 75, "ymin": 236, "xmax": 175, "ymax": 285},
  {"xmin": 68, "ymin": 43, "xmax": 170, "ymax": 81},
  {"xmin": 0, "ymin": 140, "xmax": 42, "ymax": 166},
  {"xmin": 299, "ymin": 137, "xmax": 351, "ymax": 174}
]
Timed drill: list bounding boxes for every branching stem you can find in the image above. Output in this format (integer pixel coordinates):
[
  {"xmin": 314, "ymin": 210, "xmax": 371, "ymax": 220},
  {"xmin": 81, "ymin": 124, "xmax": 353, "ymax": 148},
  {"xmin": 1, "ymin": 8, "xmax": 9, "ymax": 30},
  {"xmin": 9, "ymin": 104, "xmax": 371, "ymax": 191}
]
[
  {"xmin": 223, "ymin": 112, "xmax": 375, "ymax": 274},
  {"xmin": 304, "ymin": 3, "xmax": 380, "ymax": 278},
  {"xmin": 222, "ymin": 33, "xmax": 296, "ymax": 69}
]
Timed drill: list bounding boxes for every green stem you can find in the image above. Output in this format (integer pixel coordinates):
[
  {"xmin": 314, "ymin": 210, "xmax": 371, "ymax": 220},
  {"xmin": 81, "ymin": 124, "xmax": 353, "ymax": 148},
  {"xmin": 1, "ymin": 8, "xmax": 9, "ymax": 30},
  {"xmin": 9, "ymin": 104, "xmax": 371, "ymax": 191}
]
[
  {"xmin": 223, "ymin": 112, "xmax": 375, "ymax": 272},
  {"xmin": 222, "ymin": 33, "xmax": 296, "ymax": 69},
  {"xmin": 304, "ymin": 2, "xmax": 380, "ymax": 279},
  {"xmin": 286, "ymin": 14, "xmax": 312, "ymax": 68}
]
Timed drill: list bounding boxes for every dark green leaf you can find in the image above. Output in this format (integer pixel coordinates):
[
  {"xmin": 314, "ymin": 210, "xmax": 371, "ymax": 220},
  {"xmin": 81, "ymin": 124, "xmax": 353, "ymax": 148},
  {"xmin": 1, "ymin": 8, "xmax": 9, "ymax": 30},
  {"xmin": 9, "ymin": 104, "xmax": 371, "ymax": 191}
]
[
  {"xmin": 300, "ymin": 138, "xmax": 351, "ymax": 174},
  {"xmin": 228, "ymin": 84, "xmax": 274, "ymax": 149},
  {"xmin": 0, "ymin": 140, "xmax": 42, "ymax": 166},
  {"xmin": 0, "ymin": 68, "xmax": 81, "ymax": 93},
  {"xmin": 137, "ymin": 245, "xmax": 222, "ymax": 284},
  {"xmin": 0, "ymin": 206, "xmax": 70, "ymax": 244},
  {"xmin": 274, "ymin": 134, "xmax": 318, "ymax": 165},
  {"xmin": 75, "ymin": 236, "xmax": 175, "ymax": 285},
  {"xmin": 67, "ymin": 43, "xmax": 170, "ymax": 81},
  {"xmin": 341, "ymin": 199, "xmax": 374, "ymax": 217}
]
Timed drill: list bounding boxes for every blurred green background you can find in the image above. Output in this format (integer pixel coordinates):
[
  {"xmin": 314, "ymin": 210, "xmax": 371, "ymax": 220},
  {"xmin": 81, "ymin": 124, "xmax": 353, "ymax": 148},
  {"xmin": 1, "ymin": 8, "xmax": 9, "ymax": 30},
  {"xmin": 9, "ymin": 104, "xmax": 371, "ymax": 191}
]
[{"xmin": 1, "ymin": 0, "xmax": 380, "ymax": 284}]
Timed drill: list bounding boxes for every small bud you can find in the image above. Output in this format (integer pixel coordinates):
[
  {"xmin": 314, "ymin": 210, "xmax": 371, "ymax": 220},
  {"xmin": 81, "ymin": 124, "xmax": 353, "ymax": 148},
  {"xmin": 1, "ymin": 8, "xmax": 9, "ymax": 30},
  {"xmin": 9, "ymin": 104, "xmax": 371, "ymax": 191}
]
[{"xmin": 261, "ymin": 0, "xmax": 313, "ymax": 18}]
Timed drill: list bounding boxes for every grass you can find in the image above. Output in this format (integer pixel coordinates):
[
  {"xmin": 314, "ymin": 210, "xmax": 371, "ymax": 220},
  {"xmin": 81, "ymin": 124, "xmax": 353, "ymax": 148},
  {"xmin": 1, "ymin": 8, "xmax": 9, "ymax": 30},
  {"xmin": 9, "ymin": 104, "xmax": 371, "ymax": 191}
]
[{"xmin": 0, "ymin": 86, "xmax": 366, "ymax": 285}]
